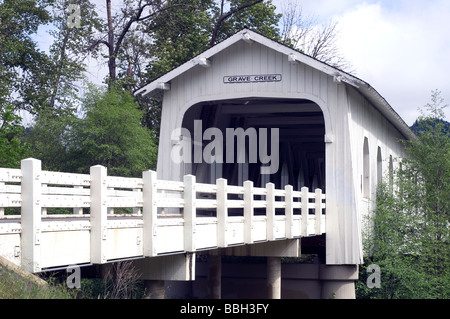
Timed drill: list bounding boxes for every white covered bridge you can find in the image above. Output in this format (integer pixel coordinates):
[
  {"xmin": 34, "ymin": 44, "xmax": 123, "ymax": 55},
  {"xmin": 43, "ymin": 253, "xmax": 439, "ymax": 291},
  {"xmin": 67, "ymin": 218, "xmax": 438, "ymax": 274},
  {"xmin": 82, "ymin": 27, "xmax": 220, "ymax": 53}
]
[
  {"xmin": 1, "ymin": 29, "xmax": 414, "ymax": 298},
  {"xmin": 0, "ymin": 158, "xmax": 325, "ymax": 299},
  {"xmin": 0, "ymin": 158, "xmax": 324, "ymax": 271}
]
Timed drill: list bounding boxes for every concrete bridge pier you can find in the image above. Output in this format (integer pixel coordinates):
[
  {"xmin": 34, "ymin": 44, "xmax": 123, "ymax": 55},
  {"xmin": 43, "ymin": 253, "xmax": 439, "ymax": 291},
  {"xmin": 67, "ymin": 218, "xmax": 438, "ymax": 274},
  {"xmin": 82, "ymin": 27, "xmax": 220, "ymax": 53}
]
[
  {"xmin": 207, "ymin": 255, "xmax": 222, "ymax": 299},
  {"xmin": 133, "ymin": 253, "xmax": 196, "ymax": 299},
  {"xmin": 266, "ymin": 257, "xmax": 281, "ymax": 299},
  {"xmin": 144, "ymin": 280, "xmax": 165, "ymax": 299}
]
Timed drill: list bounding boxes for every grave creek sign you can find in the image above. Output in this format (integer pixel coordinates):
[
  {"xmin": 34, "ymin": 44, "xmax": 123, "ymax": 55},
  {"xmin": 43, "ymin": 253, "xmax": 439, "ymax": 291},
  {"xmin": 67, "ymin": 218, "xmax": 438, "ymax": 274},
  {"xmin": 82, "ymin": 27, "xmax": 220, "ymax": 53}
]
[{"xmin": 223, "ymin": 74, "xmax": 282, "ymax": 84}]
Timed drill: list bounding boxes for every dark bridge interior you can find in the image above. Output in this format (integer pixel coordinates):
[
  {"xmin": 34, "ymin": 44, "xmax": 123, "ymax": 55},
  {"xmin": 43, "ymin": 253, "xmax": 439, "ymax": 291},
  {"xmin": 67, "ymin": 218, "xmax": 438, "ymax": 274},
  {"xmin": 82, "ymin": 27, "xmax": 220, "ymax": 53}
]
[{"xmin": 182, "ymin": 98, "xmax": 325, "ymax": 193}]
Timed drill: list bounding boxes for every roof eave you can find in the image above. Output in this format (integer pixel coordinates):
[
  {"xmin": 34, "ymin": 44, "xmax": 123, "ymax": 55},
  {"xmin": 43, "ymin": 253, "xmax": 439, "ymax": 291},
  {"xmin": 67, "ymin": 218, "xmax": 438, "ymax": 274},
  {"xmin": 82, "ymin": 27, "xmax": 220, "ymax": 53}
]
[{"xmin": 134, "ymin": 28, "xmax": 415, "ymax": 140}]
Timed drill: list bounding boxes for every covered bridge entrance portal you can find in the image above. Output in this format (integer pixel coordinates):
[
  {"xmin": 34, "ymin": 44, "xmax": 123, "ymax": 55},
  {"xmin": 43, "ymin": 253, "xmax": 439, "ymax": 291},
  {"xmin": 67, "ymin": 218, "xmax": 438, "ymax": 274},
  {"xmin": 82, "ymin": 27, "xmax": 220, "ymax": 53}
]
[{"xmin": 182, "ymin": 98, "xmax": 325, "ymax": 194}]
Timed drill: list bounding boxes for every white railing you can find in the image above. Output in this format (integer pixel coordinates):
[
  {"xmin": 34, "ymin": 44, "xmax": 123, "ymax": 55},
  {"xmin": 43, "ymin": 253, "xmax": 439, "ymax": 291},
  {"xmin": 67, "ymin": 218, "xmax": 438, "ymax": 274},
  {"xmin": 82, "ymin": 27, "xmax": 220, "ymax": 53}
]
[{"xmin": 0, "ymin": 158, "xmax": 325, "ymax": 272}]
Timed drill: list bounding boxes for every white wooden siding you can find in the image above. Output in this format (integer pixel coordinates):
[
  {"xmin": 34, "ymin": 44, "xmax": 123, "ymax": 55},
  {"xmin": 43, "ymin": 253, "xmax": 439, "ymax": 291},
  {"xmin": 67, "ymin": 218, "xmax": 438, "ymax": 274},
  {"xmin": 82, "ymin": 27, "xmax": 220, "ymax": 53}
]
[{"xmin": 149, "ymin": 32, "xmax": 410, "ymax": 265}]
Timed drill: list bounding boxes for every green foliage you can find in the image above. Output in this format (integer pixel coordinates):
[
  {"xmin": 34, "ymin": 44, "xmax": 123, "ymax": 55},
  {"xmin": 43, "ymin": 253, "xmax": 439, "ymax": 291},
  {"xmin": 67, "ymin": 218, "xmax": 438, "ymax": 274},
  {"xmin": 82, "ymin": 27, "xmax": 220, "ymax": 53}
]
[
  {"xmin": 75, "ymin": 84, "xmax": 157, "ymax": 176},
  {"xmin": 212, "ymin": 0, "xmax": 281, "ymax": 44},
  {"xmin": 37, "ymin": 0, "xmax": 102, "ymax": 113},
  {"xmin": 143, "ymin": 0, "xmax": 213, "ymax": 82},
  {"xmin": 359, "ymin": 90, "xmax": 450, "ymax": 299},
  {"xmin": 27, "ymin": 84, "xmax": 157, "ymax": 177},
  {"xmin": 139, "ymin": 0, "xmax": 281, "ymax": 131},
  {"xmin": 0, "ymin": 264, "xmax": 76, "ymax": 299},
  {"xmin": 144, "ymin": 0, "xmax": 281, "ymax": 82},
  {"xmin": 0, "ymin": 105, "xmax": 30, "ymax": 168},
  {"xmin": 25, "ymin": 109, "xmax": 77, "ymax": 172},
  {"xmin": 0, "ymin": 0, "xmax": 51, "ymax": 112}
]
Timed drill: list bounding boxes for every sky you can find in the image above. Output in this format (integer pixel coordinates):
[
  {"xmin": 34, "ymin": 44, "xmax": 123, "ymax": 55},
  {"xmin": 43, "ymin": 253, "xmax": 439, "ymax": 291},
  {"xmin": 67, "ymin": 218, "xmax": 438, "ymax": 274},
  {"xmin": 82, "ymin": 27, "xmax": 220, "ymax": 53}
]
[
  {"xmin": 273, "ymin": 0, "xmax": 450, "ymax": 125},
  {"xmin": 32, "ymin": 0, "xmax": 450, "ymax": 126}
]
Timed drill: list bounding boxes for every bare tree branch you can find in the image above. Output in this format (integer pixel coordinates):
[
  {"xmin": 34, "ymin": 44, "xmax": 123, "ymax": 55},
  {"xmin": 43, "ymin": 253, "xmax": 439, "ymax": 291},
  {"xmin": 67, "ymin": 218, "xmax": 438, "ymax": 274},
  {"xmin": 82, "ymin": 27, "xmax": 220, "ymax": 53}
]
[
  {"xmin": 280, "ymin": 1, "xmax": 353, "ymax": 72},
  {"xmin": 209, "ymin": 0, "xmax": 263, "ymax": 47}
]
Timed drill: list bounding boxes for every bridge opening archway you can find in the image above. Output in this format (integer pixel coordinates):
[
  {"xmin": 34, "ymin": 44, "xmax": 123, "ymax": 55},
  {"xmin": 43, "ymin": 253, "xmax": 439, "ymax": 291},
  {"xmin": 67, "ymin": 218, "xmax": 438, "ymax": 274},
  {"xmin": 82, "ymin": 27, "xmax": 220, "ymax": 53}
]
[{"xmin": 181, "ymin": 98, "xmax": 326, "ymax": 194}]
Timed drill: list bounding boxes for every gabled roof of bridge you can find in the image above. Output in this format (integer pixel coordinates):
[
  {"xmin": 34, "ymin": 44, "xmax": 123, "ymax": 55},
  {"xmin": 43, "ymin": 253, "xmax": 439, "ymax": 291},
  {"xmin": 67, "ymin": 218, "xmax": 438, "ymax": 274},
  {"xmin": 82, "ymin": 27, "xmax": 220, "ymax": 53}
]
[{"xmin": 134, "ymin": 28, "xmax": 415, "ymax": 140}]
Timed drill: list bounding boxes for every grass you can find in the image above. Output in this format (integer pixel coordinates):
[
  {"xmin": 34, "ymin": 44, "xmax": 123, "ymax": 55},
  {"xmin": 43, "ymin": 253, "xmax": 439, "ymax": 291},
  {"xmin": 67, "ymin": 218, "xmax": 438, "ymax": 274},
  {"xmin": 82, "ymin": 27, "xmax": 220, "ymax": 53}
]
[
  {"xmin": 0, "ymin": 259, "xmax": 147, "ymax": 299},
  {"xmin": 0, "ymin": 264, "xmax": 76, "ymax": 299}
]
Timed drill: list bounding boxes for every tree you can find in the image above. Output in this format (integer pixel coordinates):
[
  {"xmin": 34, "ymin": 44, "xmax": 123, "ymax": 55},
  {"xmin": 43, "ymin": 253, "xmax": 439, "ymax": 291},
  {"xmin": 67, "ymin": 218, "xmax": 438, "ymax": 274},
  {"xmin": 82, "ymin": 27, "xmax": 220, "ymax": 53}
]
[
  {"xmin": 25, "ymin": 108, "xmax": 78, "ymax": 172},
  {"xmin": 87, "ymin": 0, "xmax": 201, "ymax": 86},
  {"xmin": 0, "ymin": 105, "xmax": 30, "ymax": 168},
  {"xmin": 28, "ymin": 84, "xmax": 157, "ymax": 176},
  {"xmin": 138, "ymin": 0, "xmax": 281, "ymax": 133},
  {"xmin": 43, "ymin": 0, "xmax": 101, "ymax": 114},
  {"xmin": 0, "ymin": 0, "xmax": 51, "ymax": 113},
  {"xmin": 208, "ymin": 0, "xmax": 279, "ymax": 46},
  {"xmin": 279, "ymin": 1, "xmax": 352, "ymax": 71},
  {"xmin": 72, "ymin": 84, "xmax": 157, "ymax": 176},
  {"xmin": 357, "ymin": 90, "xmax": 450, "ymax": 299},
  {"xmin": 87, "ymin": 0, "xmax": 279, "ymax": 88}
]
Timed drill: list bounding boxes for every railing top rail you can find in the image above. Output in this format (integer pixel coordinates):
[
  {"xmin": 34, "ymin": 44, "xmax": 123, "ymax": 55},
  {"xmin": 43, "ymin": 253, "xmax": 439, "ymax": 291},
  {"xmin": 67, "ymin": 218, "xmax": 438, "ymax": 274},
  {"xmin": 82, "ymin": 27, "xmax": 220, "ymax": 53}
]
[
  {"xmin": 0, "ymin": 168, "xmax": 22, "ymax": 183},
  {"xmin": 0, "ymin": 160, "xmax": 326, "ymax": 215}
]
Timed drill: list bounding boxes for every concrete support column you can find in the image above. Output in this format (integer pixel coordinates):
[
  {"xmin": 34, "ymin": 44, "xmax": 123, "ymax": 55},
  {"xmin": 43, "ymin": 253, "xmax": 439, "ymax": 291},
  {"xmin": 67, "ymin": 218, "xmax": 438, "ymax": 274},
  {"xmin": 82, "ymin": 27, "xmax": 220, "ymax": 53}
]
[
  {"xmin": 207, "ymin": 255, "xmax": 222, "ymax": 299},
  {"xmin": 319, "ymin": 264, "xmax": 358, "ymax": 299},
  {"xmin": 145, "ymin": 280, "xmax": 165, "ymax": 299},
  {"xmin": 266, "ymin": 257, "xmax": 281, "ymax": 299}
]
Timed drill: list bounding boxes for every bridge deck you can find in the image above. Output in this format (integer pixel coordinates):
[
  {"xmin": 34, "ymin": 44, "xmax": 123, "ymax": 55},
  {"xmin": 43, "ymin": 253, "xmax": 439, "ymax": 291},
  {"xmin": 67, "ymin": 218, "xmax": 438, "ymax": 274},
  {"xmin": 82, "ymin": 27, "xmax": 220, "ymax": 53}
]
[{"xmin": 0, "ymin": 159, "xmax": 325, "ymax": 273}]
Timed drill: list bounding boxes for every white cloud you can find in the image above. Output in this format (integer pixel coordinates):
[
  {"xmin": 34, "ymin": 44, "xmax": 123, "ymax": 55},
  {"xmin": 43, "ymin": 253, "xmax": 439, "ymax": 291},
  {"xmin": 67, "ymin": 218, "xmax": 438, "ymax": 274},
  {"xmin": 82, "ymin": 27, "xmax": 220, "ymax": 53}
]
[
  {"xmin": 274, "ymin": 0, "xmax": 450, "ymax": 125},
  {"xmin": 333, "ymin": 0, "xmax": 450, "ymax": 125}
]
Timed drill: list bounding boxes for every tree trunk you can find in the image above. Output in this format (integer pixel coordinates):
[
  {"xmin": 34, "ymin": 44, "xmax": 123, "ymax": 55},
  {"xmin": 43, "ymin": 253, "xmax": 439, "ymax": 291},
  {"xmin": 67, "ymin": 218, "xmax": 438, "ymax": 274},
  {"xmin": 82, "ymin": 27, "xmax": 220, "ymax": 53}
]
[{"xmin": 106, "ymin": 0, "xmax": 116, "ymax": 83}]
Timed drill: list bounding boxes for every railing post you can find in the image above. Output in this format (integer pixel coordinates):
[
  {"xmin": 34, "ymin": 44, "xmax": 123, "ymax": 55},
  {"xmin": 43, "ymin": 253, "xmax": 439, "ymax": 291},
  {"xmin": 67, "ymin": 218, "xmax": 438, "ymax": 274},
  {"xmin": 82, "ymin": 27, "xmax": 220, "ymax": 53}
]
[
  {"xmin": 143, "ymin": 170, "xmax": 158, "ymax": 256},
  {"xmin": 301, "ymin": 186, "xmax": 309, "ymax": 236},
  {"xmin": 216, "ymin": 178, "xmax": 227, "ymax": 247},
  {"xmin": 266, "ymin": 182, "xmax": 275, "ymax": 241},
  {"xmin": 20, "ymin": 158, "xmax": 42, "ymax": 273},
  {"xmin": 244, "ymin": 180, "xmax": 254, "ymax": 244},
  {"xmin": 90, "ymin": 165, "xmax": 108, "ymax": 264},
  {"xmin": 184, "ymin": 174, "xmax": 196, "ymax": 252},
  {"xmin": 315, "ymin": 188, "xmax": 323, "ymax": 235},
  {"xmin": 285, "ymin": 185, "xmax": 294, "ymax": 239},
  {"xmin": 0, "ymin": 181, "xmax": 4, "ymax": 217}
]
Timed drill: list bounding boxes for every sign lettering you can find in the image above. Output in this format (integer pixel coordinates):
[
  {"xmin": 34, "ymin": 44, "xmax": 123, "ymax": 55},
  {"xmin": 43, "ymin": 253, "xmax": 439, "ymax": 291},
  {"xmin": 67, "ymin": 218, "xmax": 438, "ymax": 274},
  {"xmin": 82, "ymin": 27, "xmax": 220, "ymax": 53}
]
[{"xmin": 224, "ymin": 74, "xmax": 282, "ymax": 84}]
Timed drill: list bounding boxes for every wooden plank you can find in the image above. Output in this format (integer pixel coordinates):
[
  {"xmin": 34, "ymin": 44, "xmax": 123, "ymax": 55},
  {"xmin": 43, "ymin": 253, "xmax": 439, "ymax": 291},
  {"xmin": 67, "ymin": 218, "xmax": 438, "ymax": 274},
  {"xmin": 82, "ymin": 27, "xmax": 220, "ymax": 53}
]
[
  {"xmin": 195, "ymin": 182, "xmax": 217, "ymax": 194},
  {"xmin": 156, "ymin": 180, "xmax": 184, "ymax": 191},
  {"xmin": 183, "ymin": 174, "xmax": 196, "ymax": 251},
  {"xmin": 90, "ymin": 165, "xmax": 108, "ymax": 264},
  {"xmin": 301, "ymin": 187, "xmax": 309, "ymax": 237},
  {"xmin": 285, "ymin": 185, "xmax": 294, "ymax": 239},
  {"xmin": 244, "ymin": 180, "xmax": 254, "ymax": 244},
  {"xmin": 41, "ymin": 185, "xmax": 89, "ymax": 196},
  {"xmin": 20, "ymin": 158, "xmax": 42, "ymax": 273},
  {"xmin": 0, "ymin": 168, "xmax": 22, "ymax": 183},
  {"xmin": 154, "ymin": 197, "xmax": 184, "ymax": 208},
  {"xmin": 143, "ymin": 170, "xmax": 157, "ymax": 257},
  {"xmin": 41, "ymin": 195, "xmax": 90, "ymax": 208},
  {"xmin": 41, "ymin": 171, "xmax": 90, "ymax": 186},
  {"xmin": 266, "ymin": 183, "xmax": 275, "ymax": 241},
  {"xmin": 0, "ymin": 184, "xmax": 21, "ymax": 194},
  {"xmin": 315, "ymin": 188, "xmax": 323, "ymax": 235},
  {"xmin": 216, "ymin": 178, "xmax": 227, "ymax": 247},
  {"xmin": 225, "ymin": 199, "xmax": 245, "ymax": 209},
  {"xmin": 226, "ymin": 185, "xmax": 244, "ymax": 195},
  {"xmin": 195, "ymin": 199, "xmax": 217, "ymax": 209},
  {"xmin": 0, "ymin": 194, "xmax": 22, "ymax": 207},
  {"xmin": 106, "ymin": 176, "xmax": 143, "ymax": 189}
]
